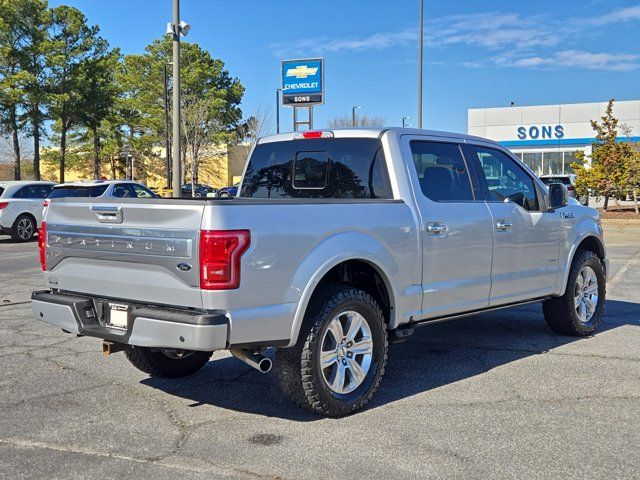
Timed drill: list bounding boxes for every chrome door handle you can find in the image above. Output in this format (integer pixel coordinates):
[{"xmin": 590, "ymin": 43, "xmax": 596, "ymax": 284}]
[
  {"xmin": 426, "ymin": 222, "xmax": 447, "ymax": 236},
  {"xmin": 496, "ymin": 219, "xmax": 512, "ymax": 232}
]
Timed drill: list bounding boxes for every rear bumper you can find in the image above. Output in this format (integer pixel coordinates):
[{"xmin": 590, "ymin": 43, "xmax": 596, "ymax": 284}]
[{"xmin": 32, "ymin": 290, "xmax": 228, "ymax": 352}]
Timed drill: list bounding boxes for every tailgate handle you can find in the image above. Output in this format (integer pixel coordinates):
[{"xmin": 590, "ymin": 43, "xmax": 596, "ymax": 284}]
[{"xmin": 91, "ymin": 205, "xmax": 123, "ymax": 224}]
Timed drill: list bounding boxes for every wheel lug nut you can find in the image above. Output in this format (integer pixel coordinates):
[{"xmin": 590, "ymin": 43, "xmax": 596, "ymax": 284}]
[
  {"xmin": 346, "ymin": 342, "xmax": 352, "ymax": 347},
  {"xmin": 347, "ymin": 352, "xmax": 353, "ymax": 358},
  {"xmin": 341, "ymin": 359, "xmax": 347, "ymax": 365}
]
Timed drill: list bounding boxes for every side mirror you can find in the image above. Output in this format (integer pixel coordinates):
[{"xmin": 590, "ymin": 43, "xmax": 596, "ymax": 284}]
[{"xmin": 548, "ymin": 183, "xmax": 568, "ymax": 210}]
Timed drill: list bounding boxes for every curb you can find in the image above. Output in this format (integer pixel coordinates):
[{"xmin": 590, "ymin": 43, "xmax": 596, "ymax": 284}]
[{"xmin": 601, "ymin": 218, "xmax": 640, "ymax": 226}]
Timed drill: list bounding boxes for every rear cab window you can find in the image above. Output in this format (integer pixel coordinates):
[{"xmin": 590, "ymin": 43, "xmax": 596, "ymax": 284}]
[{"xmin": 240, "ymin": 138, "xmax": 392, "ymax": 199}]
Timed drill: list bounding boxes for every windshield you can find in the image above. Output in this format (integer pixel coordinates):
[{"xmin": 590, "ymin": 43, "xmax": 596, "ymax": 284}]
[{"xmin": 48, "ymin": 184, "xmax": 109, "ymax": 198}]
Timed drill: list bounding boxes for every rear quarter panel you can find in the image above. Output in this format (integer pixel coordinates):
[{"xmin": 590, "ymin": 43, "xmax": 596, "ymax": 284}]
[{"xmin": 201, "ymin": 200, "xmax": 421, "ymax": 346}]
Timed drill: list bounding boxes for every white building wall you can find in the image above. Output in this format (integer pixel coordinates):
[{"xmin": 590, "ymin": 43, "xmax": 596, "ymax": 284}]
[{"xmin": 468, "ymin": 100, "xmax": 640, "ymax": 176}]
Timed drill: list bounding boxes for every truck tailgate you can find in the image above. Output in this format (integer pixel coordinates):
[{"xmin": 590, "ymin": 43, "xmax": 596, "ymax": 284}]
[{"xmin": 44, "ymin": 198, "xmax": 206, "ymax": 309}]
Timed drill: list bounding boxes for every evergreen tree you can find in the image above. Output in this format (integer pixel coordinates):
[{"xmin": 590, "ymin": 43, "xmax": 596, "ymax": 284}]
[
  {"xmin": 16, "ymin": 0, "xmax": 50, "ymax": 180},
  {"xmin": 0, "ymin": 0, "xmax": 29, "ymax": 179},
  {"xmin": 47, "ymin": 5, "xmax": 105, "ymax": 182}
]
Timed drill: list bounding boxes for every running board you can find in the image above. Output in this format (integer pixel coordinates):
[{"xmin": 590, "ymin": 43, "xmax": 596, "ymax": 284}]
[{"xmin": 401, "ymin": 297, "xmax": 549, "ymax": 331}]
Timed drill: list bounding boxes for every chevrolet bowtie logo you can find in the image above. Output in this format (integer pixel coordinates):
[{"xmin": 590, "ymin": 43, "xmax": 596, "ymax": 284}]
[{"xmin": 286, "ymin": 65, "xmax": 318, "ymax": 79}]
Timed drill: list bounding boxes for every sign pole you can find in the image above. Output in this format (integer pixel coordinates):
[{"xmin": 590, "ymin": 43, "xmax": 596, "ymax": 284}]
[{"xmin": 281, "ymin": 58, "xmax": 324, "ymax": 131}]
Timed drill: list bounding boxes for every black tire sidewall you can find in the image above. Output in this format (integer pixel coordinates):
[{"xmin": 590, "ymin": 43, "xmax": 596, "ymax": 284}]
[
  {"xmin": 125, "ymin": 346, "xmax": 212, "ymax": 378},
  {"xmin": 12, "ymin": 215, "xmax": 35, "ymax": 242},
  {"xmin": 310, "ymin": 292, "xmax": 387, "ymax": 411},
  {"xmin": 568, "ymin": 254, "xmax": 606, "ymax": 333}
]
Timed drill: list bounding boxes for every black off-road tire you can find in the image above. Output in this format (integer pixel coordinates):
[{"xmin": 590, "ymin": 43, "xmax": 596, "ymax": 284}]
[
  {"xmin": 275, "ymin": 286, "xmax": 388, "ymax": 417},
  {"xmin": 11, "ymin": 214, "xmax": 36, "ymax": 242},
  {"xmin": 124, "ymin": 346, "xmax": 212, "ymax": 378},
  {"xmin": 542, "ymin": 250, "xmax": 606, "ymax": 336}
]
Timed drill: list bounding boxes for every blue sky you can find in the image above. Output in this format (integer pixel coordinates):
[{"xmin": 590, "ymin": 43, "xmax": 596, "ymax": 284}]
[{"xmin": 49, "ymin": 0, "xmax": 640, "ymax": 134}]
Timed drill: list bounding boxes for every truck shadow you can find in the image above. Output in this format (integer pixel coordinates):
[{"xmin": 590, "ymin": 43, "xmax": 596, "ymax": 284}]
[{"xmin": 141, "ymin": 299, "xmax": 639, "ymax": 421}]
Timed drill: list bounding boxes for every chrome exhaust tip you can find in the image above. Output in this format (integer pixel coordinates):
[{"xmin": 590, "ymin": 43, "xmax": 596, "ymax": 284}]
[{"xmin": 230, "ymin": 348, "xmax": 272, "ymax": 373}]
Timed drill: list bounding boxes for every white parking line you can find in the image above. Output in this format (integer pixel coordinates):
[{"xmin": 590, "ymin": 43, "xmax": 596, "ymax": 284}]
[{"xmin": 608, "ymin": 250, "xmax": 640, "ymax": 291}]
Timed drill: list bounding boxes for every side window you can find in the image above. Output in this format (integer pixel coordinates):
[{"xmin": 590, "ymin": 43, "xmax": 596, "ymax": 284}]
[
  {"xmin": 131, "ymin": 184, "xmax": 156, "ymax": 198},
  {"xmin": 89, "ymin": 185, "xmax": 109, "ymax": 197},
  {"xmin": 112, "ymin": 184, "xmax": 134, "ymax": 198},
  {"xmin": 13, "ymin": 185, "xmax": 51, "ymax": 199},
  {"xmin": 473, "ymin": 146, "xmax": 539, "ymax": 211},
  {"xmin": 410, "ymin": 141, "xmax": 475, "ymax": 202}
]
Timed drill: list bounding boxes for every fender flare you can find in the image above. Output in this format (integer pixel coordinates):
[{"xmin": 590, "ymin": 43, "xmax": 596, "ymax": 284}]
[
  {"xmin": 558, "ymin": 232, "xmax": 606, "ymax": 296},
  {"xmin": 285, "ymin": 232, "xmax": 399, "ymax": 347}
]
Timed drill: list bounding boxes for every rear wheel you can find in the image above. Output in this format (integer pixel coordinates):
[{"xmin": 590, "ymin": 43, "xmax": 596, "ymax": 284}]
[
  {"xmin": 275, "ymin": 286, "xmax": 388, "ymax": 417},
  {"xmin": 124, "ymin": 346, "xmax": 212, "ymax": 378},
  {"xmin": 11, "ymin": 214, "xmax": 36, "ymax": 242},
  {"xmin": 219, "ymin": 191, "xmax": 230, "ymax": 197},
  {"xmin": 543, "ymin": 250, "xmax": 605, "ymax": 336}
]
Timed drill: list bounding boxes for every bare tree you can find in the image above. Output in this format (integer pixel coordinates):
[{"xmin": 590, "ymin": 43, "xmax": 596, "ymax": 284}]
[
  {"xmin": 328, "ymin": 113, "xmax": 386, "ymax": 128},
  {"xmin": 0, "ymin": 133, "xmax": 34, "ymax": 179},
  {"xmin": 181, "ymin": 94, "xmax": 223, "ymax": 195},
  {"xmin": 242, "ymin": 106, "xmax": 273, "ymax": 146}
]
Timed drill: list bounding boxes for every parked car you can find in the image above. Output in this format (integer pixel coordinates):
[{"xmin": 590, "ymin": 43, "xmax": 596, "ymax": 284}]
[
  {"xmin": 49, "ymin": 180, "xmax": 158, "ymax": 200},
  {"xmin": 217, "ymin": 183, "xmax": 238, "ymax": 197},
  {"xmin": 32, "ymin": 128, "xmax": 607, "ymax": 417},
  {"xmin": 180, "ymin": 183, "xmax": 217, "ymax": 198},
  {"xmin": 540, "ymin": 174, "xmax": 588, "ymax": 205},
  {"xmin": 0, "ymin": 181, "xmax": 55, "ymax": 241}
]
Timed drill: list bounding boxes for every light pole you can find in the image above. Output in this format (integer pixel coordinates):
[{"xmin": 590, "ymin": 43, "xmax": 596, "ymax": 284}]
[
  {"xmin": 402, "ymin": 116, "xmax": 411, "ymax": 127},
  {"xmin": 167, "ymin": 0, "xmax": 190, "ymax": 197},
  {"xmin": 276, "ymin": 88, "xmax": 281, "ymax": 134},
  {"xmin": 352, "ymin": 105, "xmax": 362, "ymax": 127},
  {"xmin": 417, "ymin": 0, "xmax": 424, "ymax": 129}
]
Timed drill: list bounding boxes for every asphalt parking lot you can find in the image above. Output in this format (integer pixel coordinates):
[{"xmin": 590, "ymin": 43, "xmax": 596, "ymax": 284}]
[{"xmin": 1, "ymin": 226, "xmax": 639, "ymax": 480}]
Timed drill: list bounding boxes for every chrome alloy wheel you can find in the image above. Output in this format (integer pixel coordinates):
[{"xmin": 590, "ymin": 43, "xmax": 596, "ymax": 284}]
[
  {"xmin": 574, "ymin": 266, "xmax": 599, "ymax": 323},
  {"xmin": 320, "ymin": 311, "xmax": 373, "ymax": 394},
  {"xmin": 17, "ymin": 217, "xmax": 34, "ymax": 240}
]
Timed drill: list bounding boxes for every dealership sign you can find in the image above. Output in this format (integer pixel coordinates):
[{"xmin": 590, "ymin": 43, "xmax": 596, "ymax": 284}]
[
  {"xmin": 517, "ymin": 124, "xmax": 565, "ymax": 140},
  {"xmin": 281, "ymin": 58, "xmax": 324, "ymax": 106}
]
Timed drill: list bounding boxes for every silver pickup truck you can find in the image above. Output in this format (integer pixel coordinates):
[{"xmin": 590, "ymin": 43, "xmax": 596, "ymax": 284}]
[{"xmin": 32, "ymin": 128, "xmax": 607, "ymax": 417}]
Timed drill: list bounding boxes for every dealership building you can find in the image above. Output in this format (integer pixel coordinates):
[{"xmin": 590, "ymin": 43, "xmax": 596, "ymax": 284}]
[{"xmin": 468, "ymin": 100, "xmax": 640, "ymax": 176}]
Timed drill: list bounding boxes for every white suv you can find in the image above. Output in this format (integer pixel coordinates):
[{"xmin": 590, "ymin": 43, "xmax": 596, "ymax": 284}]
[{"xmin": 0, "ymin": 181, "xmax": 56, "ymax": 241}]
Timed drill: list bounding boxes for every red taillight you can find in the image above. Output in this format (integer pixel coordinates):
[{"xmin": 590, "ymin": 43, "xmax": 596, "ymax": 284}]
[
  {"xmin": 43, "ymin": 199, "xmax": 50, "ymax": 208},
  {"xmin": 567, "ymin": 185, "xmax": 575, "ymax": 191},
  {"xmin": 0, "ymin": 201, "xmax": 8, "ymax": 209},
  {"xmin": 199, "ymin": 230, "xmax": 250, "ymax": 290},
  {"xmin": 38, "ymin": 221, "xmax": 47, "ymax": 271}
]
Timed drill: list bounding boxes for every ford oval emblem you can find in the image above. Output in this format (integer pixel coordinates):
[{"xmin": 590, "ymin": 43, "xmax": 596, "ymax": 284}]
[{"xmin": 177, "ymin": 263, "xmax": 192, "ymax": 272}]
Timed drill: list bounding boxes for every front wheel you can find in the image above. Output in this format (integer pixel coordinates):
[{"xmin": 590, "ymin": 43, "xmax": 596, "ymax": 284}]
[
  {"xmin": 543, "ymin": 250, "xmax": 606, "ymax": 336},
  {"xmin": 124, "ymin": 346, "xmax": 212, "ymax": 378},
  {"xmin": 275, "ymin": 286, "xmax": 388, "ymax": 417}
]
